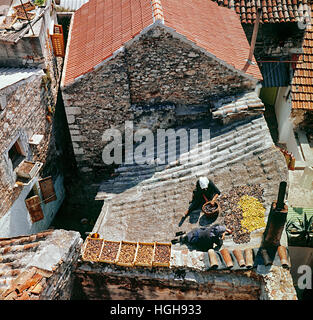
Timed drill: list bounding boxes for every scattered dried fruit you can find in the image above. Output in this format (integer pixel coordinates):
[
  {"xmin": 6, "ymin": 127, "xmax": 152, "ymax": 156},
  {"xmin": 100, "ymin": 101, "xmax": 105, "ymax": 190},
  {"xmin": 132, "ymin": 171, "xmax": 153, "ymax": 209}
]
[
  {"xmin": 99, "ymin": 241, "xmax": 120, "ymax": 262},
  {"xmin": 219, "ymin": 184, "xmax": 264, "ymax": 244},
  {"xmin": 83, "ymin": 238, "xmax": 103, "ymax": 261},
  {"xmin": 154, "ymin": 244, "xmax": 171, "ymax": 264},
  {"xmin": 238, "ymin": 195, "xmax": 266, "ymax": 232},
  {"xmin": 135, "ymin": 243, "xmax": 154, "ymax": 265},
  {"xmin": 117, "ymin": 242, "xmax": 137, "ymax": 265}
]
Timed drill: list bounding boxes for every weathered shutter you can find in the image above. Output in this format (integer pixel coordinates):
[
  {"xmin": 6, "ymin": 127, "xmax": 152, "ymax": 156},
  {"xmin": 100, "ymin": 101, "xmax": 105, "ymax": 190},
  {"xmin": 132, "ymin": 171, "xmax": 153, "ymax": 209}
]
[
  {"xmin": 25, "ymin": 196, "xmax": 44, "ymax": 223},
  {"xmin": 39, "ymin": 176, "xmax": 57, "ymax": 204},
  {"xmin": 51, "ymin": 24, "xmax": 65, "ymax": 57},
  {"xmin": 53, "ymin": 24, "xmax": 63, "ymax": 34}
]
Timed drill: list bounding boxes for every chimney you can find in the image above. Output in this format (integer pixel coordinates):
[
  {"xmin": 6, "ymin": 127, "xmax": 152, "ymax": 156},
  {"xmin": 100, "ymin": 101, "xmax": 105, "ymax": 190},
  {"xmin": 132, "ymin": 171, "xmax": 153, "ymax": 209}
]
[{"xmin": 263, "ymin": 181, "xmax": 288, "ymax": 247}]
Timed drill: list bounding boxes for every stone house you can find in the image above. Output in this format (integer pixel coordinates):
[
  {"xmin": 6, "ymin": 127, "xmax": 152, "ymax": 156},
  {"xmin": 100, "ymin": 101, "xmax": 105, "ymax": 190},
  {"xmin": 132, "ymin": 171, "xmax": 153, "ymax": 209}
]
[
  {"xmin": 213, "ymin": 0, "xmax": 313, "ymax": 170},
  {"xmin": 0, "ymin": 0, "xmax": 66, "ymax": 237},
  {"xmin": 0, "ymin": 225, "xmax": 298, "ymax": 300},
  {"xmin": 61, "ymin": 0, "xmax": 263, "ymax": 177},
  {"xmin": 58, "ymin": 0, "xmax": 300, "ymax": 301}
]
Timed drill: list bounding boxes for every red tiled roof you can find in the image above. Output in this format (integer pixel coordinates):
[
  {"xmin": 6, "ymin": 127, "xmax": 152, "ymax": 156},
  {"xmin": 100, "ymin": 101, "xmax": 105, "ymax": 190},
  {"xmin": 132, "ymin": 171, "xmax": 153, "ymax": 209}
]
[
  {"xmin": 292, "ymin": 3, "xmax": 313, "ymax": 110},
  {"xmin": 161, "ymin": 0, "xmax": 262, "ymax": 80},
  {"xmin": 62, "ymin": 0, "xmax": 262, "ymax": 86},
  {"xmin": 63, "ymin": 0, "xmax": 154, "ymax": 86},
  {"xmin": 212, "ymin": 0, "xmax": 311, "ymax": 24},
  {"xmin": 0, "ymin": 230, "xmax": 54, "ymax": 300}
]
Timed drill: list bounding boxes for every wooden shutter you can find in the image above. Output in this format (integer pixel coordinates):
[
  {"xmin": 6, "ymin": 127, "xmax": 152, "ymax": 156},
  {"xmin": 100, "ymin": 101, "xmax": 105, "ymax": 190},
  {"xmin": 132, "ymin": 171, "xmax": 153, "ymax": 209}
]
[
  {"xmin": 51, "ymin": 24, "xmax": 65, "ymax": 57},
  {"xmin": 51, "ymin": 33, "xmax": 65, "ymax": 57},
  {"xmin": 39, "ymin": 176, "xmax": 57, "ymax": 204},
  {"xmin": 25, "ymin": 196, "xmax": 44, "ymax": 223},
  {"xmin": 53, "ymin": 24, "xmax": 63, "ymax": 34}
]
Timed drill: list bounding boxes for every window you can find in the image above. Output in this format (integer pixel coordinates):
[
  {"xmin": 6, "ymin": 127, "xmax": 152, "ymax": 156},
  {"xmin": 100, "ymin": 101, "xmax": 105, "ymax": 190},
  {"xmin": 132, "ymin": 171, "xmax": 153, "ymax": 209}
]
[{"xmin": 8, "ymin": 139, "xmax": 26, "ymax": 170}]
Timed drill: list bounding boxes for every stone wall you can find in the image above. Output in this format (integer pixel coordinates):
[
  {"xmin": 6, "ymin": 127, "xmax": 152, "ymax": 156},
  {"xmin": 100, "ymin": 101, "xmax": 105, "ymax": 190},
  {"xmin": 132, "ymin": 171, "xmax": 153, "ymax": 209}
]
[
  {"xmin": 0, "ymin": 37, "xmax": 45, "ymax": 68},
  {"xmin": 62, "ymin": 53, "xmax": 132, "ymax": 176},
  {"xmin": 73, "ymin": 263, "xmax": 262, "ymax": 300},
  {"xmin": 0, "ymin": 66, "xmax": 61, "ymax": 220},
  {"xmin": 126, "ymin": 27, "xmax": 254, "ymax": 106},
  {"xmin": 39, "ymin": 230, "xmax": 83, "ymax": 300},
  {"xmin": 291, "ymin": 109, "xmax": 313, "ymax": 135},
  {"xmin": 62, "ymin": 25, "xmax": 257, "ymax": 175}
]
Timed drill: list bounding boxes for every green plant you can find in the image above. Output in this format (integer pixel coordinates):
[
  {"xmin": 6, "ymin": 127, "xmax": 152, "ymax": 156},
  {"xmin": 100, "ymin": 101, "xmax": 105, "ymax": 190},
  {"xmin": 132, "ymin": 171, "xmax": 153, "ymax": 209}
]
[
  {"xmin": 34, "ymin": 0, "xmax": 46, "ymax": 6},
  {"xmin": 286, "ymin": 213, "xmax": 313, "ymax": 246},
  {"xmin": 41, "ymin": 68, "xmax": 52, "ymax": 88}
]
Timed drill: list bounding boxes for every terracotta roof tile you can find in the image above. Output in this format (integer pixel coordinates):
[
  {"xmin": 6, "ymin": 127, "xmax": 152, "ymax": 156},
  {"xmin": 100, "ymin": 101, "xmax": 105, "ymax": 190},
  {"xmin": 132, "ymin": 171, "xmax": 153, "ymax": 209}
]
[
  {"xmin": 291, "ymin": 3, "xmax": 313, "ymax": 110},
  {"xmin": 63, "ymin": 0, "xmax": 262, "ymax": 86},
  {"xmin": 212, "ymin": 0, "xmax": 310, "ymax": 23},
  {"xmin": 0, "ymin": 229, "xmax": 80, "ymax": 300}
]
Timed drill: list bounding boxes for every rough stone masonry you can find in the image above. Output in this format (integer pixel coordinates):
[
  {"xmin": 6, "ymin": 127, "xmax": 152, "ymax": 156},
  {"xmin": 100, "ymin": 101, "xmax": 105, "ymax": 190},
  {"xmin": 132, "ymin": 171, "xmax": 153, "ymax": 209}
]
[{"xmin": 62, "ymin": 26, "xmax": 257, "ymax": 176}]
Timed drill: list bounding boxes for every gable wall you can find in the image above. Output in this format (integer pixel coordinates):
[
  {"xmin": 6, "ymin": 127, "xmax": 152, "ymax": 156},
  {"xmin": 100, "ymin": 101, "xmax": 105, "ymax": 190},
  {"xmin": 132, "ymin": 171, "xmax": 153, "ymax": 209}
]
[{"xmin": 62, "ymin": 26, "xmax": 258, "ymax": 175}]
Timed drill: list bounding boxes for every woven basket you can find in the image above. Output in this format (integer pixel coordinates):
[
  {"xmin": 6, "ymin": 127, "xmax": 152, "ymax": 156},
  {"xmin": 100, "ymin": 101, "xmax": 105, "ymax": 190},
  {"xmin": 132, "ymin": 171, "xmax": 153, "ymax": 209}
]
[{"xmin": 202, "ymin": 201, "xmax": 220, "ymax": 217}]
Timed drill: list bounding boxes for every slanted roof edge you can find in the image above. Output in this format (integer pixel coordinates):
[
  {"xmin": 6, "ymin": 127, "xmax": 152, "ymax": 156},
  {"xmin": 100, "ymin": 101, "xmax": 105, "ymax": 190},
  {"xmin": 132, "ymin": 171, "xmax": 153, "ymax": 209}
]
[
  {"xmin": 62, "ymin": 20, "xmax": 163, "ymax": 88},
  {"xmin": 60, "ymin": 11, "xmax": 76, "ymax": 90},
  {"xmin": 62, "ymin": 20, "xmax": 261, "ymax": 88},
  {"xmin": 0, "ymin": 68, "xmax": 44, "ymax": 91},
  {"xmin": 161, "ymin": 24, "xmax": 262, "ymax": 83}
]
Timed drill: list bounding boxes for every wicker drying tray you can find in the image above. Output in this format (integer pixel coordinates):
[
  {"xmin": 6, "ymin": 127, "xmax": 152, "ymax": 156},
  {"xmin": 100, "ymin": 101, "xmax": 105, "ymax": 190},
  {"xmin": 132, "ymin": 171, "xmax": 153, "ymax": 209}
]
[
  {"xmin": 134, "ymin": 242, "xmax": 155, "ymax": 267},
  {"xmin": 0, "ymin": 15, "xmax": 17, "ymax": 29},
  {"xmin": 15, "ymin": 11, "xmax": 36, "ymax": 20},
  {"xmin": 82, "ymin": 237, "xmax": 103, "ymax": 262},
  {"xmin": 152, "ymin": 242, "xmax": 172, "ymax": 267},
  {"xmin": 98, "ymin": 240, "xmax": 121, "ymax": 264},
  {"xmin": 116, "ymin": 241, "xmax": 138, "ymax": 267},
  {"xmin": 13, "ymin": 2, "xmax": 36, "ymax": 12}
]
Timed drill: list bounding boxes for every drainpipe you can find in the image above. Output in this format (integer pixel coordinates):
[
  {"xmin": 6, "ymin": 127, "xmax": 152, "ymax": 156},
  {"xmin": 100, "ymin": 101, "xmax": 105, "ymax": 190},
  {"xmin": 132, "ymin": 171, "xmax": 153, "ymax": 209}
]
[{"xmin": 247, "ymin": 8, "xmax": 262, "ymax": 65}]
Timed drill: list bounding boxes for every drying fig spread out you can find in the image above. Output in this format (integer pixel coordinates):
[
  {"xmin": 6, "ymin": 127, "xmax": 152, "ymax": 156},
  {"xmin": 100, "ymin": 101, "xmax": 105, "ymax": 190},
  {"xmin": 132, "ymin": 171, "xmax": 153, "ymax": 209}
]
[
  {"xmin": 84, "ymin": 239, "xmax": 103, "ymax": 261},
  {"xmin": 154, "ymin": 245, "xmax": 171, "ymax": 263},
  {"xmin": 136, "ymin": 244, "xmax": 154, "ymax": 264},
  {"xmin": 118, "ymin": 243, "xmax": 137, "ymax": 264},
  {"xmin": 219, "ymin": 184, "xmax": 264, "ymax": 244},
  {"xmin": 100, "ymin": 241, "xmax": 120, "ymax": 261},
  {"xmin": 203, "ymin": 202, "xmax": 218, "ymax": 214}
]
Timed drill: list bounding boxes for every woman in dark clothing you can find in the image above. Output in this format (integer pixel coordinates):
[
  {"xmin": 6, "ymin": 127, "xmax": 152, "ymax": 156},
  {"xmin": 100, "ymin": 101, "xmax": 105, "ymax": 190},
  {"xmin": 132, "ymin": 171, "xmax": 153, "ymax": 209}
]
[
  {"xmin": 172, "ymin": 224, "xmax": 232, "ymax": 251},
  {"xmin": 184, "ymin": 177, "xmax": 221, "ymax": 217}
]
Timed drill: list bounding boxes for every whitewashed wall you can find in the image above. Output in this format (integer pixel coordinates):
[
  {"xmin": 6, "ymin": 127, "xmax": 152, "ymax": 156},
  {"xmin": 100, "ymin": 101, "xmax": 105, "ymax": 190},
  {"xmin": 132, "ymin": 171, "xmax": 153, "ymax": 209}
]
[{"xmin": 0, "ymin": 174, "xmax": 65, "ymax": 237}]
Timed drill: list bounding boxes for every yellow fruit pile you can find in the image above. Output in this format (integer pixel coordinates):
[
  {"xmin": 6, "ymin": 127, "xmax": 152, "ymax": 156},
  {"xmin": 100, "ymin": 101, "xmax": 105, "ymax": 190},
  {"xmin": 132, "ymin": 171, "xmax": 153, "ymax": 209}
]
[{"xmin": 237, "ymin": 195, "xmax": 266, "ymax": 232}]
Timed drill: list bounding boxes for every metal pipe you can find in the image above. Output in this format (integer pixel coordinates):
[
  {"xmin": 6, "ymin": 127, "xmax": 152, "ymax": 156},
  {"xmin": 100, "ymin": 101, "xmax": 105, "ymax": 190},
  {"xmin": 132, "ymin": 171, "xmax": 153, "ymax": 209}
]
[
  {"xmin": 277, "ymin": 181, "xmax": 287, "ymax": 210},
  {"xmin": 247, "ymin": 8, "xmax": 262, "ymax": 64}
]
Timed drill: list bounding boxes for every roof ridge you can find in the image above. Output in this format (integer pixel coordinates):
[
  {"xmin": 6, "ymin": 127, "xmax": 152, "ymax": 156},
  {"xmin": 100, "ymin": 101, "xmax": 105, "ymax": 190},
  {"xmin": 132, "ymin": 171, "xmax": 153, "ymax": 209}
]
[{"xmin": 151, "ymin": 0, "xmax": 164, "ymax": 23}]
